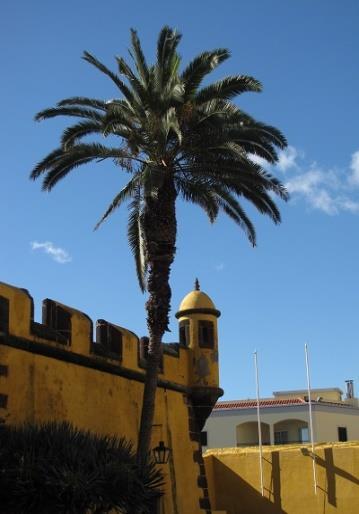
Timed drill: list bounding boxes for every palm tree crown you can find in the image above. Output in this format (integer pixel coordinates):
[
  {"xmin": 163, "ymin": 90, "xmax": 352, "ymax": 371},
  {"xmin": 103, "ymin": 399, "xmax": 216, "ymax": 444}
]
[
  {"xmin": 31, "ymin": 26, "xmax": 288, "ymax": 291},
  {"xmin": 31, "ymin": 27, "xmax": 288, "ymax": 462}
]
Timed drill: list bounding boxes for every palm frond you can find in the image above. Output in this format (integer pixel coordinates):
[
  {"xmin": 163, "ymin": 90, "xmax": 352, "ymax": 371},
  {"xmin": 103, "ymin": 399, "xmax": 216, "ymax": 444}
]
[
  {"xmin": 196, "ymin": 75, "xmax": 262, "ymax": 104},
  {"xmin": 35, "ymin": 106, "xmax": 103, "ymax": 122},
  {"xmin": 240, "ymin": 186, "xmax": 283, "ymax": 223},
  {"xmin": 30, "ymin": 147, "xmax": 65, "ymax": 179},
  {"xmin": 83, "ymin": 51, "xmax": 139, "ymax": 107},
  {"xmin": 102, "ymin": 101, "xmax": 137, "ymax": 136},
  {"xmin": 130, "ymin": 28, "xmax": 150, "ymax": 84},
  {"xmin": 156, "ymin": 26, "xmax": 181, "ymax": 72},
  {"xmin": 83, "ymin": 51, "xmax": 126, "ymax": 90},
  {"xmin": 181, "ymin": 49, "xmax": 230, "ymax": 100},
  {"xmin": 94, "ymin": 173, "xmax": 141, "ymax": 230},
  {"xmin": 155, "ymin": 26, "xmax": 182, "ymax": 93},
  {"xmin": 160, "ymin": 107, "xmax": 182, "ymax": 146},
  {"xmin": 251, "ymin": 122, "xmax": 287, "ymax": 149},
  {"xmin": 193, "ymin": 99, "xmax": 243, "ymax": 127},
  {"xmin": 175, "ymin": 176, "xmax": 219, "ymax": 222},
  {"xmin": 212, "ymin": 185, "xmax": 256, "ymax": 245},
  {"xmin": 57, "ymin": 96, "xmax": 107, "ymax": 111},
  {"xmin": 176, "ymin": 159, "xmax": 289, "ymax": 203},
  {"xmin": 127, "ymin": 186, "xmax": 147, "ymax": 292},
  {"xmin": 115, "ymin": 56, "xmax": 151, "ymax": 110},
  {"xmin": 39, "ymin": 144, "xmax": 131, "ymax": 191},
  {"xmin": 61, "ymin": 120, "xmax": 103, "ymax": 149},
  {"xmin": 222, "ymin": 138, "xmax": 279, "ymax": 163}
]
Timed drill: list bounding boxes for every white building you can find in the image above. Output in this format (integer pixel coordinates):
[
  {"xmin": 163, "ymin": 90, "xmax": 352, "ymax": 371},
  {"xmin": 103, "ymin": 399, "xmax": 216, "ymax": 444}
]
[{"xmin": 202, "ymin": 384, "xmax": 359, "ymax": 449}]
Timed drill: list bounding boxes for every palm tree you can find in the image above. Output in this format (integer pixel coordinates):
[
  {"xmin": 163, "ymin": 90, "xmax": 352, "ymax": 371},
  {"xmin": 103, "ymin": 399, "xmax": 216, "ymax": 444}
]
[
  {"xmin": 30, "ymin": 27, "xmax": 288, "ymax": 464},
  {"xmin": 0, "ymin": 421, "xmax": 162, "ymax": 513}
]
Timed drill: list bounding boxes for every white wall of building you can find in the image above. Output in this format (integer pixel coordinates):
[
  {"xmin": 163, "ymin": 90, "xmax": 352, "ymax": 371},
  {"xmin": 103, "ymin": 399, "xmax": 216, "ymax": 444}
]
[{"xmin": 203, "ymin": 404, "xmax": 359, "ymax": 449}]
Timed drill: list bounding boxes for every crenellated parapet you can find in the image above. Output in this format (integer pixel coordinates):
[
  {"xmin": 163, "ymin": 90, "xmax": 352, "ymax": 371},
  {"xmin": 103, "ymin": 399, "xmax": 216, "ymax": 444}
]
[
  {"xmin": 0, "ymin": 281, "xmax": 193, "ymax": 390},
  {"xmin": 0, "ymin": 279, "xmax": 224, "ymax": 513}
]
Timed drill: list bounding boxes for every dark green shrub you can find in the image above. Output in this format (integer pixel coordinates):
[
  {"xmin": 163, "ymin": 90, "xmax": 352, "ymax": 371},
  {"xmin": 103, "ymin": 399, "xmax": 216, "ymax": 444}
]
[{"xmin": 0, "ymin": 421, "xmax": 162, "ymax": 513}]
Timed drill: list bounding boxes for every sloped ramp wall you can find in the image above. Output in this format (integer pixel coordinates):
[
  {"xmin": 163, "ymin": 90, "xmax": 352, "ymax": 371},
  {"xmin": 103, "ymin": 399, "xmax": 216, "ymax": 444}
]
[{"xmin": 204, "ymin": 442, "xmax": 359, "ymax": 514}]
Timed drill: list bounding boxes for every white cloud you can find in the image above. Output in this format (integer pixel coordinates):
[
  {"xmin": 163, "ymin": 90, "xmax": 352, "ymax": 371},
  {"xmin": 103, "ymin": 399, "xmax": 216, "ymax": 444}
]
[
  {"xmin": 285, "ymin": 169, "xmax": 324, "ymax": 195},
  {"xmin": 31, "ymin": 241, "xmax": 72, "ymax": 264},
  {"xmin": 349, "ymin": 151, "xmax": 359, "ymax": 186},
  {"xmin": 337, "ymin": 197, "xmax": 359, "ymax": 213},
  {"xmin": 249, "ymin": 146, "xmax": 299, "ymax": 173},
  {"xmin": 286, "ymin": 171, "xmax": 339, "ymax": 215},
  {"xmin": 277, "ymin": 146, "xmax": 298, "ymax": 172},
  {"xmin": 249, "ymin": 146, "xmax": 298, "ymax": 172},
  {"xmin": 244, "ymin": 146, "xmax": 359, "ymax": 216},
  {"xmin": 310, "ymin": 190, "xmax": 338, "ymax": 215},
  {"xmin": 248, "ymin": 154, "xmax": 268, "ymax": 168},
  {"xmin": 281, "ymin": 149, "xmax": 359, "ymax": 215}
]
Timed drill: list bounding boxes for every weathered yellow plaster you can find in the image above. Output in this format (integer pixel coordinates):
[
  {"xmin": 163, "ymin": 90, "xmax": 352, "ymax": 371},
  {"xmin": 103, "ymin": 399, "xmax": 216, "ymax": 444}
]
[
  {"xmin": 176, "ymin": 289, "xmax": 220, "ymax": 390},
  {"xmin": 204, "ymin": 442, "xmax": 359, "ymax": 514},
  {"xmin": 0, "ymin": 280, "xmax": 221, "ymax": 513}
]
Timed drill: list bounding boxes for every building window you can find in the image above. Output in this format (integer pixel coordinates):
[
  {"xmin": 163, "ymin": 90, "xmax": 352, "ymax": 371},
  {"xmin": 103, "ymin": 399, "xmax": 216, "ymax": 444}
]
[
  {"xmin": 179, "ymin": 320, "xmax": 190, "ymax": 346},
  {"xmin": 338, "ymin": 426, "xmax": 347, "ymax": 442},
  {"xmin": 299, "ymin": 427, "xmax": 309, "ymax": 442},
  {"xmin": 200, "ymin": 431, "xmax": 208, "ymax": 446},
  {"xmin": 198, "ymin": 321, "xmax": 214, "ymax": 349},
  {"xmin": 274, "ymin": 431, "xmax": 288, "ymax": 444}
]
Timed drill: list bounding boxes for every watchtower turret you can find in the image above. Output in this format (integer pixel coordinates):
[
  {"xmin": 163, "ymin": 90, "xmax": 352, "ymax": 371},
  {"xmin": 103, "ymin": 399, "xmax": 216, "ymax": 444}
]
[{"xmin": 176, "ymin": 279, "xmax": 220, "ymax": 389}]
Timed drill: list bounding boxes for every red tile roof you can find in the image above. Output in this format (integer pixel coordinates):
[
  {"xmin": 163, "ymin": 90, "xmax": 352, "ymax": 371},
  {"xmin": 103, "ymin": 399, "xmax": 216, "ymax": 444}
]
[
  {"xmin": 214, "ymin": 398, "xmax": 356, "ymax": 410},
  {"xmin": 214, "ymin": 398, "xmax": 305, "ymax": 410}
]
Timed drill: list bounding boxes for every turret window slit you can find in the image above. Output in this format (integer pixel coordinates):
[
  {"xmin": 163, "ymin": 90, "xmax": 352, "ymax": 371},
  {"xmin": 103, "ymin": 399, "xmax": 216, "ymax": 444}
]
[
  {"xmin": 179, "ymin": 320, "xmax": 190, "ymax": 346},
  {"xmin": 198, "ymin": 321, "xmax": 214, "ymax": 349}
]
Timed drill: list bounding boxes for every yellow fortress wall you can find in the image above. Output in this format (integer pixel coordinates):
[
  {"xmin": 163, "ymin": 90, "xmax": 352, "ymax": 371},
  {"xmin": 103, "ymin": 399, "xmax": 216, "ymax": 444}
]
[
  {"xmin": 204, "ymin": 442, "xmax": 359, "ymax": 514},
  {"xmin": 0, "ymin": 280, "xmax": 223, "ymax": 514}
]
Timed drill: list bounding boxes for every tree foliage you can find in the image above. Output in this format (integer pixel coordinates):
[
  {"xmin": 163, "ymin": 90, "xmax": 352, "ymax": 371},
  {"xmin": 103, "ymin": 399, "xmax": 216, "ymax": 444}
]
[
  {"xmin": 0, "ymin": 421, "xmax": 162, "ymax": 514},
  {"xmin": 30, "ymin": 27, "xmax": 288, "ymax": 462},
  {"xmin": 31, "ymin": 26, "xmax": 288, "ymax": 294}
]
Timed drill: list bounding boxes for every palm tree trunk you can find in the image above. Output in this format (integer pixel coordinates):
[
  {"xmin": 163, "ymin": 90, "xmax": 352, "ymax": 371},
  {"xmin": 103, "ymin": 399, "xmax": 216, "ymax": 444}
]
[{"xmin": 137, "ymin": 177, "xmax": 177, "ymax": 465}]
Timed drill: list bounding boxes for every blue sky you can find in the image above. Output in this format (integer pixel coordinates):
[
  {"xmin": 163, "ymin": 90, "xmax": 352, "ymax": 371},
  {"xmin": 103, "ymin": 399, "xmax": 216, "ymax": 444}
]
[{"xmin": 1, "ymin": 0, "xmax": 359, "ymax": 400}]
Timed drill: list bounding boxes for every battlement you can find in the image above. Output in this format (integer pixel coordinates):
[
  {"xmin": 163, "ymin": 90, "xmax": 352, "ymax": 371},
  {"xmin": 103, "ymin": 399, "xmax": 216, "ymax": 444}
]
[
  {"xmin": 0, "ymin": 281, "xmax": 223, "ymax": 514},
  {"xmin": 0, "ymin": 281, "xmax": 190, "ymax": 391}
]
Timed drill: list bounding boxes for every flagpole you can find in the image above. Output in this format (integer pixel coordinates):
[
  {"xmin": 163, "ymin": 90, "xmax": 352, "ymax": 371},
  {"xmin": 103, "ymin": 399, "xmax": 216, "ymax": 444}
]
[
  {"xmin": 254, "ymin": 350, "xmax": 264, "ymax": 496},
  {"xmin": 305, "ymin": 343, "xmax": 317, "ymax": 495}
]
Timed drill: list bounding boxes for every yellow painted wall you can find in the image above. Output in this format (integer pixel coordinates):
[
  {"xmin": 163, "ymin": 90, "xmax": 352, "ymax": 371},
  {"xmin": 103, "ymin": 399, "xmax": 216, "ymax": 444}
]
[
  {"xmin": 0, "ymin": 281, "xmax": 218, "ymax": 514},
  {"xmin": 274, "ymin": 389, "xmax": 342, "ymax": 402},
  {"xmin": 179, "ymin": 312, "xmax": 219, "ymax": 388},
  {"xmin": 204, "ymin": 443, "xmax": 359, "ymax": 514}
]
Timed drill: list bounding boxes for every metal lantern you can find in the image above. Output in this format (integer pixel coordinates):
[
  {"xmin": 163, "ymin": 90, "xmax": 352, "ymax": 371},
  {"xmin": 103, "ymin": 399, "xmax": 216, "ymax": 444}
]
[{"xmin": 152, "ymin": 440, "xmax": 171, "ymax": 464}]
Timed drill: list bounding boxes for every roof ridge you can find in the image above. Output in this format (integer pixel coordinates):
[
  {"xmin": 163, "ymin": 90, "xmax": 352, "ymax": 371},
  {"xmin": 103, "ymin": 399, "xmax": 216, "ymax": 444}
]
[{"xmin": 214, "ymin": 397, "xmax": 357, "ymax": 410}]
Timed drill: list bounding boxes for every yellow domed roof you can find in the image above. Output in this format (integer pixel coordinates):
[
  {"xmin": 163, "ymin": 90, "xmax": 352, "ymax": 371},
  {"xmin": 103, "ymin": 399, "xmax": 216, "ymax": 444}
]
[
  {"xmin": 175, "ymin": 280, "xmax": 220, "ymax": 318},
  {"xmin": 179, "ymin": 290, "xmax": 216, "ymax": 312}
]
